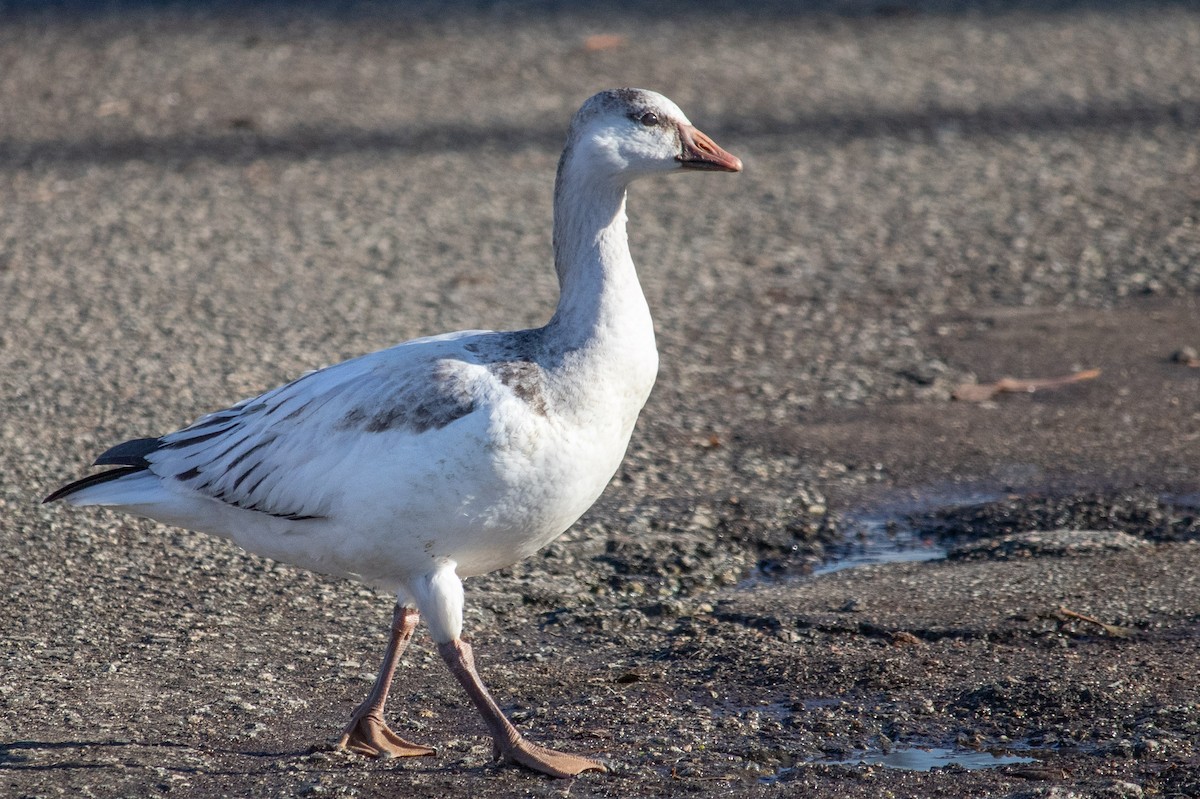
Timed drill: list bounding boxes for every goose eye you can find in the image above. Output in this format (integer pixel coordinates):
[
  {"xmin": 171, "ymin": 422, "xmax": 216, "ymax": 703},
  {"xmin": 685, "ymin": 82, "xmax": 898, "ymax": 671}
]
[{"xmin": 637, "ymin": 111, "xmax": 660, "ymax": 127}]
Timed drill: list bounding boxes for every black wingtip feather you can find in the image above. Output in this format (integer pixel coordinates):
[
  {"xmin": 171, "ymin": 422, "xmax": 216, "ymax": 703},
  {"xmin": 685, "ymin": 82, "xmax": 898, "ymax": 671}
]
[
  {"xmin": 94, "ymin": 437, "xmax": 161, "ymax": 467},
  {"xmin": 43, "ymin": 466, "xmax": 146, "ymax": 504}
]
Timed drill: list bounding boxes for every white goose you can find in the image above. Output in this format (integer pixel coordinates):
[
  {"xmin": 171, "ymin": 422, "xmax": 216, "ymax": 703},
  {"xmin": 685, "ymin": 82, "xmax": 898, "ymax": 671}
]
[{"xmin": 46, "ymin": 88, "xmax": 741, "ymax": 778}]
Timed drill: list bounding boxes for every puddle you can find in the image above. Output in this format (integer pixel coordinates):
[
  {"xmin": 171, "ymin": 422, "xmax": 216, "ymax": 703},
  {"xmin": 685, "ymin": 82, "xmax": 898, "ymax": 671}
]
[
  {"xmin": 753, "ymin": 482, "xmax": 1195, "ymax": 581},
  {"xmin": 811, "ymin": 513, "xmax": 945, "ymax": 576},
  {"xmin": 1167, "ymin": 490, "xmax": 1200, "ymax": 509},
  {"xmin": 759, "ymin": 744, "xmax": 1038, "ymax": 784},
  {"xmin": 808, "ymin": 485, "xmax": 1007, "ymax": 577},
  {"xmin": 810, "ymin": 745, "xmax": 1036, "ymax": 771}
]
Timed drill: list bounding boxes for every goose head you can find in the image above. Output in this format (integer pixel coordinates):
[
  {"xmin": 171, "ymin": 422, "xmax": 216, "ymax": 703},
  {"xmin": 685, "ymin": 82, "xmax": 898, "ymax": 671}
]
[{"xmin": 563, "ymin": 88, "xmax": 742, "ymax": 184}]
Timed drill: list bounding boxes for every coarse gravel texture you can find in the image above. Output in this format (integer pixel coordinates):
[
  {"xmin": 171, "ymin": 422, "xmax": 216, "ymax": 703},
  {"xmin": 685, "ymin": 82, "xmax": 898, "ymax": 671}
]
[{"xmin": 2, "ymin": 2, "xmax": 1200, "ymax": 798}]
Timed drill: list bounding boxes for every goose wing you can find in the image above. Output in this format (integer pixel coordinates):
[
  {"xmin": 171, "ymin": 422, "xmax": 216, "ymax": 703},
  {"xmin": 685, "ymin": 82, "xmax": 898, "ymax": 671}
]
[{"xmin": 139, "ymin": 337, "xmax": 485, "ymax": 521}]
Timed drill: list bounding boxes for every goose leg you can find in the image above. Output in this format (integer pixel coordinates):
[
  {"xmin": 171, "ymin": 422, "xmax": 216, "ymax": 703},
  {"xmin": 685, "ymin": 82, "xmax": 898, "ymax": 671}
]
[
  {"xmin": 337, "ymin": 603, "xmax": 437, "ymax": 758},
  {"xmin": 437, "ymin": 638, "xmax": 606, "ymax": 778}
]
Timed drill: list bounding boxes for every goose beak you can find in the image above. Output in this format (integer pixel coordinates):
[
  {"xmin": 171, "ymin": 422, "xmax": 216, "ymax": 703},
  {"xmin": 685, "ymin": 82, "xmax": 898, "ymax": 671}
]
[{"xmin": 677, "ymin": 124, "xmax": 742, "ymax": 172}]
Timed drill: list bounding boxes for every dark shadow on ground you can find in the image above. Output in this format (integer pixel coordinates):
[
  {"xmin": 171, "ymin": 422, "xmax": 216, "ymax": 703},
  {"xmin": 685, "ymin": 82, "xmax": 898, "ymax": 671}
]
[
  {"xmin": 2, "ymin": 98, "xmax": 1197, "ymax": 169},
  {"xmin": 2, "ymin": 0, "xmax": 1199, "ymax": 21}
]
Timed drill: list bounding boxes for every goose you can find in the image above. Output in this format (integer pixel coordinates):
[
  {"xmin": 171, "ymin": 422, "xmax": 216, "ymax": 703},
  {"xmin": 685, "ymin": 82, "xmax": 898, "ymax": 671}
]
[{"xmin": 45, "ymin": 88, "xmax": 742, "ymax": 778}]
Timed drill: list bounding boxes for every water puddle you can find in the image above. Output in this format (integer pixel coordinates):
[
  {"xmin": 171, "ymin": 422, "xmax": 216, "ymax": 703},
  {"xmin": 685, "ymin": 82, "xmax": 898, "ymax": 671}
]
[
  {"xmin": 811, "ymin": 513, "xmax": 946, "ymax": 576},
  {"xmin": 752, "ymin": 484, "xmax": 1008, "ymax": 581},
  {"xmin": 818, "ymin": 486, "xmax": 1009, "ymax": 574},
  {"xmin": 809, "ymin": 745, "xmax": 1036, "ymax": 771},
  {"xmin": 758, "ymin": 743, "xmax": 1039, "ymax": 784},
  {"xmin": 753, "ymin": 482, "xmax": 1198, "ymax": 581}
]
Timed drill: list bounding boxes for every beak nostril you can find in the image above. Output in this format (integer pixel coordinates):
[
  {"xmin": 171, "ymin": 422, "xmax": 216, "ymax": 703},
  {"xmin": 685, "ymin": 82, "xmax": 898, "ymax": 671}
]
[{"xmin": 676, "ymin": 123, "xmax": 741, "ymax": 173}]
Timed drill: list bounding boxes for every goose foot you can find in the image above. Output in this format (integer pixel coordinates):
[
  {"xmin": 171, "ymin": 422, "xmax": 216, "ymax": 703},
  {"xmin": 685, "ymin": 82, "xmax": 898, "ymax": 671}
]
[
  {"xmin": 499, "ymin": 736, "xmax": 605, "ymax": 778},
  {"xmin": 336, "ymin": 603, "xmax": 435, "ymax": 759},
  {"xmin": 337, "ymin": 709, "xmax": 436, "ymax": 759},
  {"xmin": 438, "ymin": 638, "xmax": 606, "ymax": 779}
]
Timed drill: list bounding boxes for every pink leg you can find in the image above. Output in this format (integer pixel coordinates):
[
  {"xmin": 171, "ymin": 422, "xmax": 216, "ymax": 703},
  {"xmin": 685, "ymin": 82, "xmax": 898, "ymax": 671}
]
[
  {"xmin": 337, "ymin": 604, "xmax": 436, "ymax": 759},
  {"xmin": 437, "ymin": 638, "xmax": 605, "ymax": 778}
]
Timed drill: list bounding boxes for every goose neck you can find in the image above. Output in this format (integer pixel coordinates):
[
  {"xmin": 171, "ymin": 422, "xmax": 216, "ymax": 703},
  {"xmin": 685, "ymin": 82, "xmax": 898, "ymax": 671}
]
[{"xmin": 547, "ymin": 164, "xmax": 646, "ymax": 343}]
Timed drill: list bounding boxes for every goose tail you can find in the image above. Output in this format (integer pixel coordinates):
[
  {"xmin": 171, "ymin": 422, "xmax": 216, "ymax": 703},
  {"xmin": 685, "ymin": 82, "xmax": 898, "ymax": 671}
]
[{"xmin": 44, "ymin": 436, "xmax": 164, "ymax": 505}]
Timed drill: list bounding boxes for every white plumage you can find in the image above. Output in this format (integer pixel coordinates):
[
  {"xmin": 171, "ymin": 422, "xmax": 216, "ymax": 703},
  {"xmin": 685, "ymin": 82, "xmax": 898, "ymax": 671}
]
[{"xmin": 47, "ymin": 88, "xmax": 741, "ymax": 778}]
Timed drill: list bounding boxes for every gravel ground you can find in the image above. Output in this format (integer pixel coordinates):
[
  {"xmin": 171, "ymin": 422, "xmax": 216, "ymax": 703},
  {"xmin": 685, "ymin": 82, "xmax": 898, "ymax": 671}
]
[{"xmin": 2, "ymin": 2, "xmax": 1199, "ymax": 797}]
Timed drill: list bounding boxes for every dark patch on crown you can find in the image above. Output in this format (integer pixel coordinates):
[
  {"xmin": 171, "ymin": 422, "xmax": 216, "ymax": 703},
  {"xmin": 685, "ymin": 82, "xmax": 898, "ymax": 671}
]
[
  {"xmin": 609, "ymin": 87, "xmax": 647, "ymax": 106},
  {"xmin": 605, "ymin": 89, "xmax": 657, "ymax": 120},
  {"xmin": 573, "ymin": 88, "xmax": 659, "ymax": 131}
]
